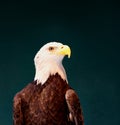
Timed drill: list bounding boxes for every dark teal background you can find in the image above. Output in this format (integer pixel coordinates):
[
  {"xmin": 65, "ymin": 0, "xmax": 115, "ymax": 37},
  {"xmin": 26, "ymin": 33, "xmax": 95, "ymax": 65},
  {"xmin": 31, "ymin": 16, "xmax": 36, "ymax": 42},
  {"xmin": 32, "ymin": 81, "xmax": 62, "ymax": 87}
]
[{"xmin": 0, "ymin": 1, "xmax": 120, "ymax": 125}]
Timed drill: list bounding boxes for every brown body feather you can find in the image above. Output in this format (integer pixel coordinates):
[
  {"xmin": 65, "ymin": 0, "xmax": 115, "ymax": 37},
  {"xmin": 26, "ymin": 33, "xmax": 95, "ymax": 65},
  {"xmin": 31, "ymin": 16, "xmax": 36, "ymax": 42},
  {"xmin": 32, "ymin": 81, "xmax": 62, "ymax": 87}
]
[{"xmin": 13, "ymin": 73, "xmax": 84, "ymax": 125}]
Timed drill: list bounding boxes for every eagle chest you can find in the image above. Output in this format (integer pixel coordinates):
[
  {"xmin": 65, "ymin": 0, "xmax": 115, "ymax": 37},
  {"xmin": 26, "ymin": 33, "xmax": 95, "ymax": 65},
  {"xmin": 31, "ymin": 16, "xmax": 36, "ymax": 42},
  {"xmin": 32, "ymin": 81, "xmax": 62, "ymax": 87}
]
[
  {"xmin": 29, "ymin": 80, "xmax": 69, "ymax": 119},
  {"xmin": 41, "ymin": 83, "xmax": 67, "ymax": 111}
]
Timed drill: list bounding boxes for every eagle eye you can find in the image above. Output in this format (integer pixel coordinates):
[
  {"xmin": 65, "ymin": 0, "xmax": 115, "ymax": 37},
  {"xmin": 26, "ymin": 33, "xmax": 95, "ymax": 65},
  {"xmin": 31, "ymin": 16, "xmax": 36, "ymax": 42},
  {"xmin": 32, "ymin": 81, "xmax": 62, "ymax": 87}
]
[{"xmin": 49, "ymin": 47, "xmax": 54, "ymax": 51}]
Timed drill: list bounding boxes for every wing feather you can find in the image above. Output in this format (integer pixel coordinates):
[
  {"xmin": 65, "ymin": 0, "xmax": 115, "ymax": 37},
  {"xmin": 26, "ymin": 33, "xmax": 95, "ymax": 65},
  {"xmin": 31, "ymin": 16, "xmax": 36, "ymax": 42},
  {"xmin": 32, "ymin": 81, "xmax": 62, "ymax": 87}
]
[
  {"xmin": 65, "ymin": 89, "xmax": 84, "ymax": 125},
  {"xmin": 13, "ymin": 94, "xmax": 23, "ymax": 125}
]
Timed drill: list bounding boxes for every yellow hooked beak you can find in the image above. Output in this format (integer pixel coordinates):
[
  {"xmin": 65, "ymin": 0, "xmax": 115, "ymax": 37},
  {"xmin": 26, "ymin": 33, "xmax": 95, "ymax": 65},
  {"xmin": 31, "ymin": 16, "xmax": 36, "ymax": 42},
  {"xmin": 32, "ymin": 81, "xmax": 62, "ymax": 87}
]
[{"xmin": 58, "ymin": 45, "xmax": 71, "ymax": 58}]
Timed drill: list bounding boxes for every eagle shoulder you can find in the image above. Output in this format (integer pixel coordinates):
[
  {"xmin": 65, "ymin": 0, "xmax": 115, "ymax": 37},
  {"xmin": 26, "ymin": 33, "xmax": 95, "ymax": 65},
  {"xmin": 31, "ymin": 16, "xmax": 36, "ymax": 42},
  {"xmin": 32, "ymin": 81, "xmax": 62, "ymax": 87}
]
[
  {"xmin": 65, "ymin": 89, "xmax": 84, "ymax": 125},
  {"xmin": 13, "ymin": 92, "xmax": 23, "ymax": 125},
  {"xmin": 13, "ymin": 81, "xmax": 36, "ymax": 125}
]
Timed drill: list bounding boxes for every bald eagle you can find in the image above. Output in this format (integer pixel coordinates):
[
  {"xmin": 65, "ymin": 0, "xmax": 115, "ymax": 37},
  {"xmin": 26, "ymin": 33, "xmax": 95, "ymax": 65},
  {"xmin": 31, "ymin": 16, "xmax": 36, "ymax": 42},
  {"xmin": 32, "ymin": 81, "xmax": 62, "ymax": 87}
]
[{"xmin": 13, "ymin": 42, "xmax": 84, "ymax": 125}]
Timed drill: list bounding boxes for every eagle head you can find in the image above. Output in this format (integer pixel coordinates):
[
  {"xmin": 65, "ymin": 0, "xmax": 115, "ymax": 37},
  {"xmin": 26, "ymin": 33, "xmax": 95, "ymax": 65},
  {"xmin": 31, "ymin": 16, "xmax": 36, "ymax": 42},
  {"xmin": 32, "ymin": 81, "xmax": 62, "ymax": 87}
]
[{"xmin": 34, "ymin": 42, "xmax": 71, "ymax": 84}]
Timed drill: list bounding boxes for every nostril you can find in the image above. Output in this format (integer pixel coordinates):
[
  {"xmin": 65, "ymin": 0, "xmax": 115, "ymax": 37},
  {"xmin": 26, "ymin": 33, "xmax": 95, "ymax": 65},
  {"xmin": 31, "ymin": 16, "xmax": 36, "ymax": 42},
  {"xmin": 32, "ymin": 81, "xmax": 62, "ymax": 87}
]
[{"xmin": 61, "ymin": 46, "xmax": 64, "ymax": 49}]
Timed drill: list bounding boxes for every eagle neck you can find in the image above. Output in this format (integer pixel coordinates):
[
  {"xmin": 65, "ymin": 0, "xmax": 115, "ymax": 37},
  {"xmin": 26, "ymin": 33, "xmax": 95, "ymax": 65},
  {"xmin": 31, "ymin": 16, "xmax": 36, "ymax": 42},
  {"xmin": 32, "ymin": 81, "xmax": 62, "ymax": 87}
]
[{"xmin": 34, "ymin": 60, "xmax": 68, "ymax": 85}]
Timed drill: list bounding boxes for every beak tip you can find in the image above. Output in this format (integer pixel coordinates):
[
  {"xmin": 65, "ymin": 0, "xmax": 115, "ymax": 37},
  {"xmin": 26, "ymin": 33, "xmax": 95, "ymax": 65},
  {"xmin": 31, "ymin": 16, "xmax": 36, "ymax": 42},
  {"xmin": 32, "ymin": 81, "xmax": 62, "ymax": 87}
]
[{"xmin": 68, "ymin": 54, "xmax": 71, "ymax": 58}]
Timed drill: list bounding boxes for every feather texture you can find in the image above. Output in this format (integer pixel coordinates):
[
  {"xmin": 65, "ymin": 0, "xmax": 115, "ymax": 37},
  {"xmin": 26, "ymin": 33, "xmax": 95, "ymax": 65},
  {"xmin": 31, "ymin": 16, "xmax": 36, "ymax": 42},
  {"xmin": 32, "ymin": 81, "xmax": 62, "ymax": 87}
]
[{"xmin": 13, "ymin": 74, "xmax": 84, "ymax": 125}]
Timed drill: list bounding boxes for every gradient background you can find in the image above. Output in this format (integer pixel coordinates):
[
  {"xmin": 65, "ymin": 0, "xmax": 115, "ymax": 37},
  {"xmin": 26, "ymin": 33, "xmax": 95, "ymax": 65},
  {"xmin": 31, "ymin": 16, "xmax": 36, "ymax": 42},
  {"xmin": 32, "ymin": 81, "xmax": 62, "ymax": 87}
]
[{"xmin": 0, "ymin": 1, "xmax": 120, "ymax": 125}]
